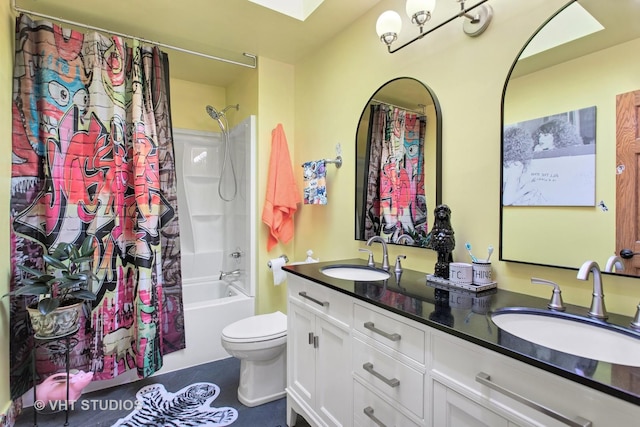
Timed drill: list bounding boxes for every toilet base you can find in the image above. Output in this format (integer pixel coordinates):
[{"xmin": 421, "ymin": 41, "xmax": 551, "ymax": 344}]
[
  {"xmin": 236, "ymin": 348, "xmax": 286, "ymax": 407},
  {"xmin": 238, "ymin": 388, "xmax": 286, "ymax": 408}
]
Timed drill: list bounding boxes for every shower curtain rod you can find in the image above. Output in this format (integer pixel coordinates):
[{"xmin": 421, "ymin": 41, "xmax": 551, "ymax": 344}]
[
  {"xmin": 12, "ymin": 3, "xmax": 258, "ymax": 69},
  {"xmin": 371, "ymin": 98, "xmax": 426, "ymax": 115}
]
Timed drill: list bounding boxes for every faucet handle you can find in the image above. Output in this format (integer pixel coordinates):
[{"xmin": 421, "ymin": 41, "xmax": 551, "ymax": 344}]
[
  {"xmin": 630, "ymin": 303, "xmax": 640, "ymax": 331},
  {"xmin": 531, "ymin": 277, "xmax": 566, "ymax": 311},
  {"xmin": 395, "ymin": 255, "xmax": 406, "ymax": 274},
  {"xmin": 359, "ymin": 248, "xmax": 375, "ymax": 267}
]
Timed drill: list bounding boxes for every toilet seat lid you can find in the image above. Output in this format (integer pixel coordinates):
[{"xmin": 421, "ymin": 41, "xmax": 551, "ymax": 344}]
[{"xmin": 222, "ymin": 311, "xmax": 287, "ymax": 342}]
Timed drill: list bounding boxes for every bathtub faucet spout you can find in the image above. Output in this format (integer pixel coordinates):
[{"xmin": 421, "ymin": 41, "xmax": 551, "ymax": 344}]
[{"xmin": 219, "ymin": 269, "xmax": 241, "ymax": 280}]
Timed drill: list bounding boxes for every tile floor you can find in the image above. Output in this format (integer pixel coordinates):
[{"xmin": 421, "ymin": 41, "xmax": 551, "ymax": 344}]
[{"xmin": 13, "ymin": 357, "xmax": 311, "ymax": 427}]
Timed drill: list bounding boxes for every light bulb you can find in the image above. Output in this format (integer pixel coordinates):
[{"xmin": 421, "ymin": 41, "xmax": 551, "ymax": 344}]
[
  {"xmin": 376, "ymin": 10, "xmax": 402, "ymax": 45},
  {"xmin": 405, "ymin": 0, "xmax": 436, "ymax": 28}
]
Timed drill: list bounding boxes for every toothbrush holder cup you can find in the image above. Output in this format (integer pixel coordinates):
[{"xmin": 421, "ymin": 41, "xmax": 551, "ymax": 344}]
[{"xmin": 472, "ymin": 261, "xmax": 492, "ymax": 285}]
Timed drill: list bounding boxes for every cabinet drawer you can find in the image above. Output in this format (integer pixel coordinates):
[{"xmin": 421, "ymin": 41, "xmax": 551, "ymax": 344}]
[
  {"xmin": 431, "ymin": 330, "xmax": 639, "ymax": 427},
  {"xmin": 288, "ymin": 275, "xmax": 352, "ymax": 326},
  {"xmin": 353, "ymin": 379, "xmax": 421, "ymax": 427},
  {"xmin": 353, "ymin": 338, "xmax": 425, "ymax": 418},
  {"xmin": 354, "ymin": 303, "xmax": 425, "ymax": 364}
]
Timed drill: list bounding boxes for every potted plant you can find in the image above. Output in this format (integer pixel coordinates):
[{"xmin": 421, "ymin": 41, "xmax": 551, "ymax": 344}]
[{"xmin": 4, "ymin": 236, "xmax": 99, "ymax": 338}]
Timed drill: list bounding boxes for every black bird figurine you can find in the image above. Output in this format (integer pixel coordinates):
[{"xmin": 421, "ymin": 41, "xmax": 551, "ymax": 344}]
[{"xmin": 425, "ymin": 204, "xmax": 455, "ymax": 279}]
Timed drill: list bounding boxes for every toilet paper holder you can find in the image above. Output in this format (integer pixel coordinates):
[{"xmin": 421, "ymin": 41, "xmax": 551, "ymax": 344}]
[{"xmin": 267, "ymin": 254, "xmax": 289, "ymax": 269}]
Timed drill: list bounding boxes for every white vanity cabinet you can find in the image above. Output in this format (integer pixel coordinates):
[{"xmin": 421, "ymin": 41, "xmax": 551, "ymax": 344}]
[
  {"xmin": 287, "ymin": 275, "xmax": 353, "ymax": 427},
  {"xmin": 430, "ymin": 330, "xmax": 640, "ymax": 427},
  {"xmin": 286, "ymin": 272, "xmax": 640, "ymax": 427},
  {"xmin": 351, "ymin": 302, "xmax": 428, "ymax": 426}
]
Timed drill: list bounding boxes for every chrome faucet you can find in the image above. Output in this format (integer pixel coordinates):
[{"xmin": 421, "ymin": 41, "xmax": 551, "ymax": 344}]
[
  {"xmin": 577, "ymin": 260, "xmax": 608, "ymax": 320},
  {"xmin": 604, "ymin": 255, "xmax": 624, "ymax": 273},
  {"xmin": 396, "ymin": 235, "xmax": 414, "ymax": 245},
  {"xmin": 219, "ymin": 269, "xmax": 241, "ymax": 280},
  {"xmin": 367, "ymin": 236, "xmax": 389, "ymax": 271}
]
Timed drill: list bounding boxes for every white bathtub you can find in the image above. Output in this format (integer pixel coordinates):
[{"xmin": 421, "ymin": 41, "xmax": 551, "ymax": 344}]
[
  {"xmin": 182, "ymin": 278, "xmax": 246, "ymax": 307},
  {"xmin": 160, "ymin": 278, "xmax": 255, "ymax": 373}
]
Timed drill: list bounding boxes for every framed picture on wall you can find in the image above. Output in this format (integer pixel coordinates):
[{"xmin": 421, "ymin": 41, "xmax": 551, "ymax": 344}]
[{"xmin": 502, "ymin": 106, "xmax": 596, "ymax": 206}]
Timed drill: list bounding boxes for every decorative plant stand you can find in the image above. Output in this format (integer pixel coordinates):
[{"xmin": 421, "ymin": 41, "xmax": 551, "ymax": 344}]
[{"xmin": 31, "ymin": 330, "xmax": 79, "ymax": 427}]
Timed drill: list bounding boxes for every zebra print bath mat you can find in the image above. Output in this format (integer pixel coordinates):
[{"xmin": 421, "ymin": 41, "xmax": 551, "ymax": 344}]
[{"xmin": 112, "ymin": 382, "xmax": 238, "ymax": 426}]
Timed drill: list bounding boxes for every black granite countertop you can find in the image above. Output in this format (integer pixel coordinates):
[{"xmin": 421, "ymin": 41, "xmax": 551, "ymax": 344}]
[{"xmin": 283, "ymin": 258, "xmax": 640, "ymax": 406}]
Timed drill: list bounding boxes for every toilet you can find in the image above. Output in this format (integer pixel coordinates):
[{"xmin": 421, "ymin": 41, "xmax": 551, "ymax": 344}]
[{"xmin": 221, "ymin": 311, "xmax": 287, "ymax": 407}]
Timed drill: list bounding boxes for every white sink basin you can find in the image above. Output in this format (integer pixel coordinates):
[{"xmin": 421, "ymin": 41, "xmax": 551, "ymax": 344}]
[
  {"xmin": 320, "ymin": 265, "xmax": 390, "ymax": 281},
  {"xmin": 491, "ymin": 308, "xmax": 640, "ymax": 366}
]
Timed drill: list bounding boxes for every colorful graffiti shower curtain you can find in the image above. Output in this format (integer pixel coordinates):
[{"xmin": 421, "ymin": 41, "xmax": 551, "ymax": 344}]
[
  {"xmin": 362, "ymin": 104, "xmax": 428, "ymax": 245},
  {"xmin": 9, "ymin": 14, "xmax": 184, "ymax": 399}
]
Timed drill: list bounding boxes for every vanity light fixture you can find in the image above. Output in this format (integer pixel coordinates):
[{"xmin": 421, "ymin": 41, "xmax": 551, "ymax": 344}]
[{"xmin": 376, "ymin": 0, "xmax": 493, "ymax": 53}]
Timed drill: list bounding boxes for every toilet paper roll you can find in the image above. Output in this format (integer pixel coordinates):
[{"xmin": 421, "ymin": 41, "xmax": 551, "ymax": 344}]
[{"xmin": 270, "ymin": 257, "xmax": 287, "ymax": 285}]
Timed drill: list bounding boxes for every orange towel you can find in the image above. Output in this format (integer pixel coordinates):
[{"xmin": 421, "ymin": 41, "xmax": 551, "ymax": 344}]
[{"xmin": 262, "ymin": 124, "xmax": 302, "ymax": 251}]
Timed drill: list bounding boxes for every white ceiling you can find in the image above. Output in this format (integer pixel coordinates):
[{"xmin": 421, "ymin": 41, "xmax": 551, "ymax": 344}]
[{"xmin": 14, "ymin": 0, "xmax": 384, "ymax": 87}]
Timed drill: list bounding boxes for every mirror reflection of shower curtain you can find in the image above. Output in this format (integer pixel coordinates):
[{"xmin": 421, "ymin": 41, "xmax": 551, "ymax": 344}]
[
  {"xmin": 9, "ymin": 14, "xmax": 184, "ymax": 399},
  {"xmin": 362, "ymin": 104, "xmax": 428, "ymax": 245}
]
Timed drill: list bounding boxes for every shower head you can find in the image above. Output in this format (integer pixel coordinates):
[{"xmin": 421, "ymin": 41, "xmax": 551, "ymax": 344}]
[
  {"xmin": 205, "ymin": 104, "xmax": 239, "ymax": 120},
  {"xmin": 205, "ymin": 104, "xmax": 240, "ymax": 133},
  {"xmin": 206, "ymin": 105, "xmax": 227, "ymax": 132},
  {"xmin": 206, "ymin": 105, "xmax": 222, "ymax": 120}
]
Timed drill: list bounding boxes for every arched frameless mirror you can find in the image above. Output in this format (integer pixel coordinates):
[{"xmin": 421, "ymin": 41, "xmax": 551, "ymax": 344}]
[
  {"xmin": 500, "ymin": 0, "xmax": 640, "ymax": 277},
  {"xmin": 355, "ymin": 77, "xmax": 442, "ymax": 247}
]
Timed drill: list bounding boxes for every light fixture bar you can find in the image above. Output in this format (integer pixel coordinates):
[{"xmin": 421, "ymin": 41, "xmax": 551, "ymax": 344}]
[{"xmin": 387, "ymin": 0, "xmax": 491, "ymax": 54}]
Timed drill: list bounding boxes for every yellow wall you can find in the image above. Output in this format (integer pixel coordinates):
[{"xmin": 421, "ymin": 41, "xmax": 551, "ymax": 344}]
[
  {"xmin": 1, "ymin": 0, "xmax": 12, "ymax": 421},
  {"xmin": 292, "ymin": 0, "xmax": 640, "ymax": 316},
  {"xmin": 227, "ymin": 69, "xmax": 259, "ymax": 128},
  {"xmin": 168, "ymin": 71, "xmax": 259, "ymax": 132},
  {"xmin": 169, "ymin": 78, "xmax": 226, "ymax": 132},
  {"xmin": 256, "ymin": 57, "xmax": 295, "ymax": 315}
]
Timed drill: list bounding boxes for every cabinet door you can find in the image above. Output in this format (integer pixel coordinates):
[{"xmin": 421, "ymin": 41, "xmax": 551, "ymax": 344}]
[
  {"xmin": 433, "ymin": 381, "xmax": 512, "ymax": 427},
  {"xmin": 289, "ymin": 302, "xmax": 316, "ymax": 409},
  {"xmin": 316, "ymin": 316, "xmax": 351, "ymax": 427}
]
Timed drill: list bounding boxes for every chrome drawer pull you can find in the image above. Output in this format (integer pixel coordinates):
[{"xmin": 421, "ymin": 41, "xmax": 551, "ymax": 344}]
[
  {"xmin": 298, "ymin": 291, "xmax": 329, "ymax": 307},
  {"xmin": 364, "ymin": 321, "xmax": 401, "ymax": 341},
  {"xmin": 364, "ymin": 406, "xmax": 387, "ymax": 427},
  {"xmin": 363, "ymin": 362, "xmax": 400, "ymax": 388},
  {"xmin": 476, "ymin": 372, "xmax": 592, "ymax": 427}
]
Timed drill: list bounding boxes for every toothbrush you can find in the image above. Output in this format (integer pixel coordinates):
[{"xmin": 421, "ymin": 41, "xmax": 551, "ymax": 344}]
[
  {"xmin": 465, "ymin": 242, "xmax": 478, "ymax": 263},
  {"xmin": 487, "ymin": 245, "xmax": 494, "ymax": 262}
]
